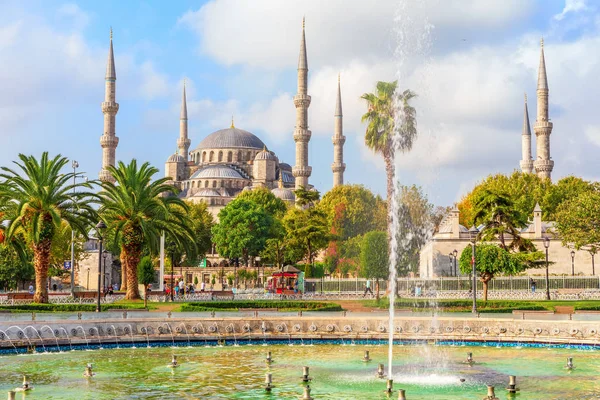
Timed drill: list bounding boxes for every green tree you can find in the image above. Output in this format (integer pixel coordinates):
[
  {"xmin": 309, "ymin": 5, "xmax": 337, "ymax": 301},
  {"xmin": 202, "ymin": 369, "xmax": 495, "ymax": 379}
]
[
  {"xmin": 237, "ymin": 186, "xmax": 288, "ymax": 217},
  {"xmin": 100, "ymin": 160, "xmax": 194, "ymax": 300},
  {"xmin": 0, "ymin": 153, "xmax": 97, "ymax": 303},
  {"xmin": 0, "ymin": 243, "xmax": 34, "ymax": 291},
  {"xmin": 181, "ymin": 201, "xmax": 213, "ymax": 267},
  {"xmin": 318, "ymin": 184, "xmax": 379, "ymax": 239},
  {"xmin": 212, "ymin": 198, "xmax": 274, "ymax": 264},
  {"xmin": 459, "ymin": 243, "xmax": 527, "ymax": 302},
  {"xmin": 555, "ymin": 191, "xmax": 600, "ymax": 253},
  {"xmin": 137, "ymin": 256, "xmax": 155, "ymax": 307},
  {"xmin": 361, "ymin": 81, "xmax": 417, "ymax": 207},
  {"xmin": 472, "ymin": 189, "xmax": 530, "ymax": 251},
  {"xmin": 359, "ymin": 231, "xmax": 389, "ymax": 300}
]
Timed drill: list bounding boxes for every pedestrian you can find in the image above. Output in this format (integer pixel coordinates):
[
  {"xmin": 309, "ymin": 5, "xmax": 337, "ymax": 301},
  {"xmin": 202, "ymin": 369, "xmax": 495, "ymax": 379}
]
[
  {"xmin": 174, "ymin": 281, "xmax": 180, "ymax": 297},
  {"xmin": 531, "ymin": 279, "xmax": 536, "ymax": 293},
  {"xmin": 179, "ymin": 279, "xmax": 185, "ymax": 297},
  {"xmin": 363, "ymin": 279, "xmax": 373, "ymax": 297},
  {"xmin": 201, "ymin": 281, "xmax": 206, "ymax": 292},
  {"xmin": 28, "ymin": 283, "xmax": 34, "ymax": 295}
]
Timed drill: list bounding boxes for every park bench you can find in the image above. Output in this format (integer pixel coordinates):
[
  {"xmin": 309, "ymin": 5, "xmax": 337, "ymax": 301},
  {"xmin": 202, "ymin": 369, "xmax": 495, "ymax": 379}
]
[
  {"xmin": 74, "ymin": 292, "xmax": 99, "ymax": 299},
  {"xmin": 554, "ymin": 306, "xmax": 575, "ymax": 314},
  {"xmin": 6, "ymin": 293, "xmax": 34, "ymax": 301}
]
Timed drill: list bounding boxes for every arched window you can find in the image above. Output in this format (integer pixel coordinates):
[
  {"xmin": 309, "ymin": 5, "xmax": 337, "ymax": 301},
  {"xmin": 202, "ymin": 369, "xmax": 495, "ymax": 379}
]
[
  {"xmin": 247, "ymin": 151, "xmax": 252, "ymax": 161},
  {"xmin": 205, "ymin": 180, "xmax": 209, "ymax": 188},
  {"xmin": 220, "ymin": 180, "xmax": 224, "ymax": 188},
  {"xmin": 212, "ymin": 180, "xmax": 217, "ymax": 188},
  {"xmin": 202, "ymin": 152, "xmax": 206, "ymax": 163},
  {"xmin": 238, "ymin": 151, "xmax": 242, "ymax": 162},
  {"xmin": 218, "ymin": 151, "xmax": 223, "ymax": 162},
  {"xmin": 227, "ymin": 151, "xmax": 233, "ymax": 162},
  {"xmin": 209, "ymin": 151, "xmax": 214, "ymax": 162}
]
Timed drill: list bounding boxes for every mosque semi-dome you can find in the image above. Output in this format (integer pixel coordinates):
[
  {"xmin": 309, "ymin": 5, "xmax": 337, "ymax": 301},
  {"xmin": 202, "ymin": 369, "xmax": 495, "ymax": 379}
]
[
  {"xmin": 166, "ymin": 153, "xmax": 185, "ymax": 163},
  {"xmin": 195, "ymin": 127, "xmax": 265, "ymax": 151},
  {"xmin": 190, "ymin": 165, "xmax": 247, "ymax": 180},
  {"xmin": 254, "ymin": 148, "xmax": 277, "ymax": 161},
  {"xmin": 272, "ymin": 187, "xmax": 295, "ymax": 202},
  {"xmin": 194, "ymin": 189, "xmax": 222, "ymax": 197}
]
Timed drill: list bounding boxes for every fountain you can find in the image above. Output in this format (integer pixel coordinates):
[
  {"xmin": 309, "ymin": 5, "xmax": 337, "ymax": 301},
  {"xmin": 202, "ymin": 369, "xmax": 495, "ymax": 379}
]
[
  {"xmin": 377, "ymin": 363, "xmax": 385, "ymax": 379},
  {"xmin": 74, "ymin": 326, "xmax": 91, "ymax": 350},
  {"xmin": 6, "ymin": 326, "xmax": 33, "ymax": 349},
  {"xmin": 265, "ymin": 351, "xmax": 272, "ymax": 364},
  {"xmin": 110, "ymin": 325, "xmax": 120, "ymax": 348},
  {"xmin": 0, "ymin": 329, "xmax": 19, "ymax": 354},
  {"xmin": 363, "ymin": 350, "xmax": 371, "ymax": 362},
  {"xmin": 300, "ymin": 385, "xmax": 313, "ymax": 400},
  {"xmin": 264, "ymin": 373, "xmax": 273, "ymax": 392},
  {"xmin": 226, "ymin": 324, "xmax": 238, "ymax": 346},
  {"xmin": 83, "ymin": 363, "xmax": 95, "ymax": 377},
  {"xmin": 40, "ymin": 325, "xmax": 61, "ymax": 352},
  {"xmin": 58, "ymin": 327, "xmax": 74, "ymax": 351},
  {"xmin": 397, "ymin": 389, "xmax": 406, "ymax": 400},
  {"xmin": 301, "ymin": 366, "xmax": 311, "ymax": 382},
  {"xmin": 24, "ymin": 325, "xmax": 46, "ymax": 352},
  {"xmin": 178, "ymin": 323, "xmax": 191, "ymax": 347},
  {"xmin": 125, "ymin": 324, "xmax": 136, "ymax": 348},
  {"xmin": 168, "ymin": 355, "xmax": 178, "ymax": 368},
  {"xmin": 385, "ymin": 379, "xmax": 393, "ymax": 394},
  {"xmin": 89, "ymin": 327, "xmax": 103, "ymax": 349},
  {"xmin": 484, "ymin": 385, "xmax": 499, "ymax": 400},
  {"xmin": 14, "ymin": 375, "xmax": 32, "ymax": 392},
  {"xmin": 506, "ymin": 375, "xmax": 518, "ymax": 393},
  {"xmin": 566, "ymin": 357, "xmax": 574, "ymax": 370}
]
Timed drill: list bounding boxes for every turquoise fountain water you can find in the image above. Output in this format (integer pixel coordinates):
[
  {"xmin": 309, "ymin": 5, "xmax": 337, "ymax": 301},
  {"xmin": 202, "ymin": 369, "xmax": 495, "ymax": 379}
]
[{"xmin": 0, "ymin": 343, "xmax": 598, "ymax": 399}]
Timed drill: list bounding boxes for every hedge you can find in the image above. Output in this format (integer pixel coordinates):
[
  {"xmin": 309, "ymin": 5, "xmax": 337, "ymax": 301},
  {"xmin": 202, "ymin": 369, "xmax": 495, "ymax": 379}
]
[
  {"xmin": 0, "ymin": 303, "xmax": 149, "ymax": 313},
  {"xmin": 179, "ymin": 301, "xmax": 342, "ymax": 312}
]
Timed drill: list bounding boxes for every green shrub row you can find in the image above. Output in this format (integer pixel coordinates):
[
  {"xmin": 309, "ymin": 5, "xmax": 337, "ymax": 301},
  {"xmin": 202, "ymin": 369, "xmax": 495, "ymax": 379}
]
[
  {"xmin": 179, "ymin": 301, "xmax": 342, "ymax": 312},
  {"xmin": 0, "ymin": 303, "xmax": 148, "ymax": 313}
]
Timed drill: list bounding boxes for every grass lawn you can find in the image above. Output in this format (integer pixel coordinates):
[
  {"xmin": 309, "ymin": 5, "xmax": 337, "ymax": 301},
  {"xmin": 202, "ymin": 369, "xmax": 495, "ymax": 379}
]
[
  {"xmin": 178, "ymin": 300, "xmax": 342, "ymax": 312},
  {"xmin": 0, "ymin": 299, "xmax": 157, "ymax": 313},
  {"xmin": 360, "ymin": 298, "xmax": 600, "ymax": 313}
]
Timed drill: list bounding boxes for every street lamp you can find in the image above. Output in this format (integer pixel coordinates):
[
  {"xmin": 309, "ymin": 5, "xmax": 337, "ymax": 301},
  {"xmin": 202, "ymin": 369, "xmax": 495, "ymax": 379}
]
[
  {"xmin": 102, "ymin": 250, "xmax": 109, "ymax": 294},
  {"xmin": 592, "ymin": 252, "xmax": 596, "ymax": 276},
  {"xmin": 453, "ymin": 249, "xmax": 458, "ymax": 276},
  {"xmin": 448, "ymin": 253, "xmax": 453, "ymax": 277},
  {"xmin": 571, "ymin": 250, "xmax": 576, "ymax": 276},
  {"xmin": 468, "ymin": 225, "xmax": 479, "ymax": 314},
  {"xmin": 543, "ymin": 236, "xmax": 550, "ymax": 300},
  {"xmin": 70, "ymin": 160, "xmax": 78, "ymax": 297},
  {"xmin": 256, "ymin": 256, "xmax": 261, "ymax": 287},
  {"xmin": 95, "ymin": 220, "xmax": 106, "ymax": 312},
  {"xmin": 86, "ymin": 267, "xmax": 90, "ymax": 289},
  {"xmin": 170, "ymin": 244, "xmax": 175, "ymax": 302}
]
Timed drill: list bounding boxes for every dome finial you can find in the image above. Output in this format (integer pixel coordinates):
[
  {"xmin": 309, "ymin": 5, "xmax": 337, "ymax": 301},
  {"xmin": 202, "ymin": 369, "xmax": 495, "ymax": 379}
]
[
  {"xmin": 302, "ymin": 16, "xmax": 305, "ymax": 29},
  {"xmin": 525, "ymin": 92, "xmax": 527, "ymax": 103},
  {"xmin": 231, "ymin": 115, "xmax": 235, "ymax": 128},
  {"xmin": 541, "ymin": 37, "xmax": 544, "ymax": 48},
  {"xmin": 110, "ymin": 27, "xmax": 113, "ymax": 40}
]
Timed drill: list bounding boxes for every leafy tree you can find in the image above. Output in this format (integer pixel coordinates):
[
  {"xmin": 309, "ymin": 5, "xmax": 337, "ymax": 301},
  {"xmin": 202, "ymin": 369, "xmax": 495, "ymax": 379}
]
[
  {"xmin": 237, "ymin": 187, "xmax": 288, "ymax": 217},
  {"xmin": 555, "ymin": 191, "xmax": 600, "ymax": 253},
  {"xmin": 472, "ymin": 189, "xmax": 530, "ymax": 251},
  {"xmin": 361, "ymin": 81, "xmax": 417, "ymax": 208},
  {"xmin": 359, "ymin": 231, "xmax": 389, "ymax": 300},
  {"xmin": 212, "ymin": 198, "xmax": 274, "ymax": 264},
  {"xmin": 180, "ymin": 201, "xmax": 213, "ymax": 267},
  {"xmin": 260, "ymin": 219, "xmax": 287, "ymax": 269},
  {"xmin": 47, "ymin": 222, "xmax": 87, "ymax": 283},
  {"xmin": 100, "ymin": 160, "xmax": 194, "ymax": 300},
  {"xmin": 294, "ymin": 186, "xmax": 320, "ymax": 208},
  {"xmin": 137, "ymin": 256, "xmax": 155, "ymax": 307},
  {"xmin": 318, "ymin": 185, "xmax": 379, "ymax": 239},
  {"xmin": 544, "ymin": 177, "xmax": 600, "ymax": 220},
  {"xmin": 0, "ymin": 243, "xmax": 34, "ymax": 291},
  {"xmin": 396, "ymin": 185, "xmax": 434, "ymax": 275},
  {"xmin": 0, "ymin": 153, "xmax": 97, "ymax": 302},
  {"xmin": 459, "ymin": 243, "xmax": 528, "ymax": 302}
]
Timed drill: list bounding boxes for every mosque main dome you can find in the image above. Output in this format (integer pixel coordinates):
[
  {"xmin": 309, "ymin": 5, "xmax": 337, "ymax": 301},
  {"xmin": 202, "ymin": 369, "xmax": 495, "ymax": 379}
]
[{"xmin": 194, "ymin": 127, "xmax": 265, "ymax": 151}]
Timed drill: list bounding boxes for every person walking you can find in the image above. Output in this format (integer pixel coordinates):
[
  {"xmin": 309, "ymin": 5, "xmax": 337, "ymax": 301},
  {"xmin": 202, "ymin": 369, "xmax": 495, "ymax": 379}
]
[
  {"xmin": 363, "ymin": 279, "xmax": 373, "ymax": 297},
  {"xmin": 174, "ymin": 281, "xmax": 180, "ymax": 298},
  {"xmin": 531, "ymin": 278, "xmax": 537, "ymax": 293}
]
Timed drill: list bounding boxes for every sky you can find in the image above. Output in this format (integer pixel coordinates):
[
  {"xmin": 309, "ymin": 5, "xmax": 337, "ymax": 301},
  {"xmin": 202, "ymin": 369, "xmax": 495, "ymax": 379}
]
[{"xmin": 1, "ymin": 0, "xmax": 599, "ymax": 207}]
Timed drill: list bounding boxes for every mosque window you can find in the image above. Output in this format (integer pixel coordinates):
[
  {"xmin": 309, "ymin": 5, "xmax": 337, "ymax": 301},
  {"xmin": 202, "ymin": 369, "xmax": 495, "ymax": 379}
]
[
  {"xmin": 205, "ymin": 180, "xmax": 209, "ymax": 188},
  {"xmin": 238, "ymin": 151, "xmax": 242, "ymax": 162},
  {"xmin": 209, "ymin": 151, "xmax": 214, "ymax": 162},
  {"xmin": 227, "ymin": 151, "xmax": 232, "ymax": 162},
  {"xmin": 202, "ymin": 152, "xmax": 206, "ymax": 163},
  {"xmin": 218, "ymin": 151, "xmax": 223, "ymax": 162},
  {"xmin": 212, "ymin": 181, "xmax": 217, "ymax": 188},
  {"xmin": 247, "ymin": 151, "xmax": 252, "ymax": 161}
]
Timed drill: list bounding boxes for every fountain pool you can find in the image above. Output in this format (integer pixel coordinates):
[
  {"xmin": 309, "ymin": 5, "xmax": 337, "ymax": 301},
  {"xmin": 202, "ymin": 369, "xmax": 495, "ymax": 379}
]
[{"xmin": 0, "ymin": 343, "xmax": 598, "ymax": 399}]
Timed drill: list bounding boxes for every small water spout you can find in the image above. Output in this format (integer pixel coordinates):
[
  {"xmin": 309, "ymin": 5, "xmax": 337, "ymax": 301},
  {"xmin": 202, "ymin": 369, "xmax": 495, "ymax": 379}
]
[
  {"xmin": 83, "ymin": 363, "xmax": 95, "ymax": 377},
  {"xmin": 110, "ymin": 325, "xmax": 120, "ymax": 348},
  {"xmin": 301, "ymin": 366, "xmax": 311, "ymax": 382},
  {"xmin": 363, "ymin": 350, "xmax": 371, "ymax": 362},
  {"xmin": 40, "ymin": 325, "xmax": 60, "ymax": 352},
  {"xmin": 264, "ymin": 373, "xmax": 273, "ymax": 392},
  {"xmin": 15, "ymin": 375, "xmax": 32, "ymax": 392},
  {"xmin": 377, "ymin": 363, "xmax": 385, "ymax": 379},
  {"xmin": 6, "ymin": 326, "xmax": 33, "ymax": 349},
  {"xmin": 126, "ymin": 324, "xmax": 136, "ymax": 348},
  {"xmin": 265, "ymin": 351, "xmax": 272, "ymax": 364},
  {"xmin": 484, "ymin": 385, "xmax": 499, "ymax": 400},
  {"xmin": 163, "ymin": 323, "xmax": 175, "ymax": 347},
  {"xmin": 566, "ymin": 357, "xmax": 574, "ymax": 370},
  {"xmin": 398, "ymin": 388, "xmax": 406, "ymax": 400},
  {"xmin": 227, "ymin": 324, "xmax": 238, "ymax": 346},
  {"xmin": 506, "ymin": 375, "xmax": 518, "ymax": 393},
  {"xmin": 7, "ymin": 390, "xmax": 15, "ymax": 400},
  {"xmin": 179, "ymin": 323, "xmax": 191, "ymax": 347},
  {"xmin": 24, "ymin": 325, "xmax": 46, "ymax": 352},
  {"xmin": 385, "ymin": 379, "xmax": 393, "ymax": 394},
  {"xmin": 0, "ymin": 329, "xmax": 19, "ymax": 354},
  {"xmin": 168, "ymin": 355, "xmax": 178, "ymax": 368},
  {"xmin": 89, "ymin": 327, "xmax": 103, "ymax": 349},
  {"xmin": 301, "ymin": 385, "xmax": 313, "ymax": 400},
  {"xmin": 74, "ymin": 326, "xmax": 90, "ymax": 350},
  {"xmin": 466, "ymin": 352, "xmax": 474, "ymax": 364},
  {"xmin": 58, "ymin": 327, "xmax": 74, "ymax": 352}
]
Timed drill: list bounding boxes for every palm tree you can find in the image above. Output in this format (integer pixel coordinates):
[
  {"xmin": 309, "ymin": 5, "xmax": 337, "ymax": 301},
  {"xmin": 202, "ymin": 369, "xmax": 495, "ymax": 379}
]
[
  {"xmin": 361, "ymin": 81, "xmax": 417, "ymax": 207},
  {"xmin": 99, "ymin": 160, "xmax": 194, "ymax": 300},
  {"xmin": 0, "ymin": 153, "xmax": 96, "ymax": 303}
]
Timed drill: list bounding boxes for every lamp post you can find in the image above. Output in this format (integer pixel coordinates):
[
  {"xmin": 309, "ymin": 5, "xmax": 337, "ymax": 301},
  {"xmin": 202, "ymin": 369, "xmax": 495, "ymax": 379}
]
[
  {"xmin": 256, "ymin": 257, "xmax": 261, "ymax": 287},
  {"xmin": 70, "ymin": 160, "xmax": 79, "ymax": 296},
  {"xmin": 468, "ymin": 226, "xmax": 479, "ymax": 314},
  {"xmin": 102, "ymin": 250, "xmax": 108, "ymax": 294},
  {"xmin": 234, "ymin": 257, "xmax": 239, "ymax": 289},
  {"xmin": 453, "ymin": 249, "xmax": 458, "ymax": 276},
  {"xmin": 95, "ymin": 220, "xmax": 106, "ymax": 312},
  {"xmin": 170, "ymin": 246, "xmax": 175, "ymax": 302},
  {"xmin": 571, "ymin": 250, "xmax": 575, "ymax": 276},
  {"xmin": 543, "ymin": 236, "xmax": 550, "ymax": 301},
  {"xmin": 86, "ymin": 267, "xmax": 90, "ymax": 289},
  {"xmin": 448, "ymin": 253, "xmax": 453, "ymax": 277},
  {"xmin": 592, "ymin": 252, "xmax": 596, "ymax": 276}
]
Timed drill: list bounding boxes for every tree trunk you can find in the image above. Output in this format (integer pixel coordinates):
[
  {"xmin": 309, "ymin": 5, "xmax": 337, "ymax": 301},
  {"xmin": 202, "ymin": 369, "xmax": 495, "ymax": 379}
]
[
  {"xmin": 375, "ymin": 278, "xmax": 380, "ymax": 301},
  {"xmin": 120, "ymin": 251, "xmax": 127, "ymax": 292},
  {"xmin": 123, "ymin": 245, "xmax": 141, "ymax": 300},
  {"xmin": 481, "ymin": 274, "xmax": 493, "ymax": 303},
  {"xmin": 32, "ymin": 239, "xmax": 52, "ymax": 303},
  {"xmin": 144, "ymin": 285, "xmax": 148, "ymax": 308}
]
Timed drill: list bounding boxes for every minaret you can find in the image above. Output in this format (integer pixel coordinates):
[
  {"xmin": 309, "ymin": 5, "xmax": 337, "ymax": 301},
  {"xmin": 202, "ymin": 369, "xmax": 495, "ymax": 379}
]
[
  {"xmin": 332, "ymin": 74, "xmax": 346, "ymax": 187},
  {"xmin": 99, "ymin": 28, "xmax": 119, "ymax": 183},
  {"xmin": 292, "ymin": 17, "xmax": 312, "ymax": 192},
  {"xmin": 520, "ymin": 93, "xmax": 534, "ymax": 174},
  {"xmin": 533, "ymin": 38, "xmax": 554, "ymax": 180},
  {"xmin": 177, "ymin": 80, "xmax": 190, "ymax": 160}
]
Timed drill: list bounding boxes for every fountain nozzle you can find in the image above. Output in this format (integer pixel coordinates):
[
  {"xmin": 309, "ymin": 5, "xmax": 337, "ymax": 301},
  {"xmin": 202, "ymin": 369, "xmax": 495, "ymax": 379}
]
[
  {"xmin": 377, "ymin": 363, "xmax": 385, "ymax": 379},
  {"xmin": 266, "ymin": 351, "xmax": 272, "ymax": 363},
  {"xmin": 397, "ymin": 388, "xmax": 406, "ymax": 400},
  {"xmin": 506, "ymin": 375, "xmax": 518, "ymax": 393},
  {"xmin": 302, "ymin": 366, "xmax": 311, "ymax": 382},
  {"xmin": 84, "ymin": 363, "xmax": 95, "ymax": 377},
  {"xmin": 385, "ymin": 379, "xmax": 393, "ymax": 394},
  {"xmin": 466, "ymin": 352, "xmax": 474, "ymax": 364},
  {"xmin": 265, "ymin": 373, "xmax": 274, "ymax": 392},
  {"xmin": 301, "ymin": 385, "xmax": 313, "ymax": 400},
  {"xmin": 363, "ymin": 350, "xmax": 371, "ymax": 362},
  {"xmin": 7, "ymin": 390, "xmax": 16, "ymax": 400},
  {"xmin": 566, "ymin": 357, "xmax": 574, "ymax": 370},
  {"xmin": 169, "ymin": 355, "xmax": 178, "ymax": 368},
  {"xmin": 484, "ymin": 385, "xmax": 499, "ymax": 400}
]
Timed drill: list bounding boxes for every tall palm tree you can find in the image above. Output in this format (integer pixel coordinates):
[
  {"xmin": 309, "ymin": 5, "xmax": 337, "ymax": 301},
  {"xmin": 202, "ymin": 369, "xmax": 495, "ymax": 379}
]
[
  {"xmin": 99, "ymin": 160, "xmax": 194, "ymax": 300},
  {"xmin": 361, "ymin": 81, "xmax": 417, "ymax": 207},
  {"xmin": 0, "ymin": 153, "xmax": 96, "ymax": 303}
]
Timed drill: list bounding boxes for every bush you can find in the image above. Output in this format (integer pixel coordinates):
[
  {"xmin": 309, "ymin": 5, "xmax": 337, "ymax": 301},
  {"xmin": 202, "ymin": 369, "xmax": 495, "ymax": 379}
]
[
  {"xmin": 0, "ymin": 302, "xmax": 149, "ymax": 313},
  {"xmin": 179, "ymin": 300, "xmax": 341, "ymax": 312}
]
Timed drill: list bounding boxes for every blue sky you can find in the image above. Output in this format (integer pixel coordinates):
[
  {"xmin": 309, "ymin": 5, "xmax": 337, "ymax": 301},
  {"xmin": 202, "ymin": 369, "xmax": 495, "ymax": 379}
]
[{"xmin": 1, "ymin": 0, "xmax": 599, "ymax": 208}]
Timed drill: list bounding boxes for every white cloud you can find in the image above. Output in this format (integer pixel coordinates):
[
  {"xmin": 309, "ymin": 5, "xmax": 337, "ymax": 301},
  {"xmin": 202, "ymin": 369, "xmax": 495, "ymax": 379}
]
[
  {"xmin": 584, "ymin": 125, "xmax": 600, "ymax": 147},
  {"xmin": 554, "ymin": 0, "xmax": 588, "ymax": 21}
]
